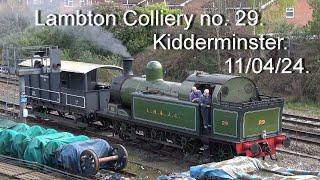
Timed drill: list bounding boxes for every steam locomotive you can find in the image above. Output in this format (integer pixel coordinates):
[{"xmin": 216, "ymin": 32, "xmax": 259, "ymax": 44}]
[{"xmin": 21, "ymin": 52, "xmax": 290, "ymax": 161}]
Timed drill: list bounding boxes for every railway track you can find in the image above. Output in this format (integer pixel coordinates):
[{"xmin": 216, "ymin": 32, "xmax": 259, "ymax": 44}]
[
  {"xmin": 0, "ymin": 101, "xmax": 19, "ymax": 117},
  {"xmin": 0, "ymin": 155, "xmax": 88, "ymax": 180},
  {"xmin": 277, "ymin": 149, "xmax": 320, "ymax": 161},
  {"xmin": 0, "ymin": 75, "xmax": 19, "ymax": 86},
  {"xmin": 283, "ymin": 113, "xmax": 320, "ymax": 129},
  {"xmin": 282, "ymin": 113, "xmax": 320, "ymax": 146},
  {"xmin": 282, "ymin": 127, "xmax": 320, "ymax": 145}
]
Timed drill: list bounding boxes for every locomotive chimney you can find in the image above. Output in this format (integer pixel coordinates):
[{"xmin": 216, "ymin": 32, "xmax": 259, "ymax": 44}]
[{"xmin": 123, "ymin": 56, "xmax": 134, "ymax": 76}]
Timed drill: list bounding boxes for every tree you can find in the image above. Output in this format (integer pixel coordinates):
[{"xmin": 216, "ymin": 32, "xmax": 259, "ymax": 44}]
[{"xmin": 308, "ymin": 0, "xmax": 320, "ymax": 36}]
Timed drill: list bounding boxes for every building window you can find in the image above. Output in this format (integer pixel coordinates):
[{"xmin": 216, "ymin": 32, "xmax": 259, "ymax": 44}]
[
  {"xmin": 64, "ymin": 0, "xmax": 73, "ymax": 7},
  {"xmin": 286, "ymin": 8, "xmax": 294, "ymax": 19},
  {"xmin": 80, "ymin": 0, "xmax": 92, "ymax": 7},
  {"xmin": 80, "ymin": 0, "xmax": 85, "ymax": 6},
  {"xmin": 33, "ymin": 0, "xmax": 44, "ymax": 4}
]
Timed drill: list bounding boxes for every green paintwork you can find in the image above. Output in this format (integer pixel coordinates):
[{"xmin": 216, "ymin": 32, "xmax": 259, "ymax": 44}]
[
  {"xmin": 243, "ymin": 108, "xmax": 280, "ymax": 138},
  {"xmin": 120, "ymin": 77, "xmax": 181, "ymax": 106},
  {"xmin": 146, "ymin": 61, "xmax": 164, "ymax": 81},
  {"xmin": 213, "ymin": 109, "xmax": 238, "ymax": 137},
  {"xmin": 178, "ymin": 81, "xmax": 195, "ymax": 101},
  {"xmin": 132, "ymin": 94, "xmax": 199, "ymax": 133},
  {"xmin": 220, "ymin": 77, "xmax": 257, "ymax": 103},
  {"xmin": 117, "ymin": 61, "xmax": 283, "ymax": 143}
]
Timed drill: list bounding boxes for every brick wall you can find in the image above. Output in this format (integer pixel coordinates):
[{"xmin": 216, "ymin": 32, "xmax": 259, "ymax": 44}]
[{"xmin": 285, "ymin": 0, "xmax": 313, "ymax": 27}]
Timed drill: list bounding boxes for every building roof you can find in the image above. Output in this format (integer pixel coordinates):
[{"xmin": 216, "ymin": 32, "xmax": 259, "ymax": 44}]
[{"xmin": 19, "ymin": 59, "xmax": 123, "ymax": 74}]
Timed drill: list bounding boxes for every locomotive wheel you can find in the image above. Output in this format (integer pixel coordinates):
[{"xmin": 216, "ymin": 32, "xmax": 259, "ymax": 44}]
[
  {"xmin": 111, "ymin": 144, "xmax": 128, "ymax": 171},
  {"xmin": 148, "ymin": 142, "xmax": 164, "ymax": 150},
  {"xmin": 172, "ymin": 134, "xmax": 182, "ymax": 146},
  {"xmin": 119, "ymin": 123, "xmax": 131, "ymax": 141},
  {"xmin": 181, "ymin": 137, "xmax": 201, "ymax": 154},
  {"xmin": 58, "ymin": 111, "xmax": 64, "ymax": 117},
  {"xmin": 211, "ymin": 143, "xmax": 234, "ymax": 162},
  {"xmin": 113, "ymin": 122, "xmax": 121, "ymax": 135},
  {"xmin": 80, "ymin": 149, "xmax": 99, "ymax": 177},
  {"xmin": 148, "ymin": 129, "xmax": 164, "ymax": 150}
]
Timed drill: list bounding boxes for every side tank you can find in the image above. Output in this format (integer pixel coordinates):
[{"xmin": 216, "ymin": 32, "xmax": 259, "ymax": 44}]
[{"xmin": 120, "ymin": 61, "xmax": 181, "ymax": 106}]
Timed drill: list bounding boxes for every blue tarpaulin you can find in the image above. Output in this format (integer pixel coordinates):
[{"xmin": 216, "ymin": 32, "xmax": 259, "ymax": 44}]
[
  {"xmin": 158, "ymin": 157, "xmax": 320, "ymax": 180},
  {"xmin": 55, "ymin": 139, "xmax": 111, "ymax": 174}
]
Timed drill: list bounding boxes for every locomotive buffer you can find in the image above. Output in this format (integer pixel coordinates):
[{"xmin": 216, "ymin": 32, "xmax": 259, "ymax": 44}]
[{"xmin": 0, "ymin": 46, "xmax": 61, "ymax": 122}]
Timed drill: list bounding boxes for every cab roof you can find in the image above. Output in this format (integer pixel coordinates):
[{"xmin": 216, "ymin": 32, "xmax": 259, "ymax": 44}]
[{"xmin": 19, "ymin": 59, "xmax": 123, "ymax": 74}]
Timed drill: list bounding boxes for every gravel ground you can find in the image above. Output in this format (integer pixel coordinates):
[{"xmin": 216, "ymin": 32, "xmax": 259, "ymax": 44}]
[
  {"xmin": 116, "ymin": 141, "xmax": 191, "ymax": 179},
  {"xmin": 125, "ymin": 144, "xmax": 320, "ymax": 178},
  {"xmin": 266, "ymin": 152, "xmax": 320, "ymax": 172},
  {"xmin": 0, "ymin": 174, "xmax": 15, "ymax": 180},
  {"xmin": 123, "ymin": 138, "xmax": 320, "ymax": 178},
  {"xmin": 285, "ymin": 140, "xmax": 320, "ymax": 157}
]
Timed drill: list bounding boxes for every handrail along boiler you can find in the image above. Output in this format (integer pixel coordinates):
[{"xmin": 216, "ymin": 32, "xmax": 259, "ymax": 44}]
[{"xmin": 22, "ymin": 53, "xmax": 290, "ymax": 161}]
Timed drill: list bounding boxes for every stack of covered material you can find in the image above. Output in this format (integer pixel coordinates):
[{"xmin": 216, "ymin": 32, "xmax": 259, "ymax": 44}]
[
  {"xmin": 0, "ymin": 123, "xmax": 30, "ymax": 155},
  {"xmin": 158, "ymin": 156, "xmax": 320, "ymax": 179},
  {"xmin": 0, "ymin": 121, "xmax": 90, "ymax": 168},
  {"xmin": 23, "ymin": 132, "xmax": 89, "ymax": 164},
  {"xmin": 11, "ymin": 125, "xmax": 57, "ymax": 158}
]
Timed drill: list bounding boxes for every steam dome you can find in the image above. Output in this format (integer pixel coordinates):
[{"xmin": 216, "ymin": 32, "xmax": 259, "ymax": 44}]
[{"xmin": 146, "ymin": 61, "xmax": 163, "ymax": 81}]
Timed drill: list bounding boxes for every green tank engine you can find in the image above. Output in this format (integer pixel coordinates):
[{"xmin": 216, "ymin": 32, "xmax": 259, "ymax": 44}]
[{"xmin": 105, "ymin": 58, "xmax": 290, "ymax": 161}]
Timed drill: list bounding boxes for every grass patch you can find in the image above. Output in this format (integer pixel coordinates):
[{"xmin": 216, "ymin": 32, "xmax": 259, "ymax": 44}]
[{"xmin": 285, "ymin": 100, "xmax": 320, "ymax": 116}]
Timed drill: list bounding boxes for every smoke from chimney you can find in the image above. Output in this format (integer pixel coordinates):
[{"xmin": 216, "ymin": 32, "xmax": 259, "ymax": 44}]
[{"xmin": 0, "ymin": 1, "xmax": 131, "ymax": 58}]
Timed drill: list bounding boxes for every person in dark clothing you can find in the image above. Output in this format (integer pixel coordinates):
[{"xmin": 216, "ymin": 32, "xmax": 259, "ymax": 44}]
[
  {"xmin": 189, "ymin": 86, "xmax": 202, "ymax": 103},
  {"xmin": 200, "ymin": 89, "xmax": 212, "ymax": 129}
]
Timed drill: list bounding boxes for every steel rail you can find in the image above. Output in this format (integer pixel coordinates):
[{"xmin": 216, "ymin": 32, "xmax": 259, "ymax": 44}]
[
  {"xmin": 283, "ymin": 113, "xmax": 320, "ymax": 123},
  {"xmin": 0, "ymin": 154, "xmax": 88, "ymax": 180},
  {"xmin": 282, "ymin": 127, "xmax": 320, "ymax": 145},
  {"xmin": 282, "ymin": 117, "xmax": 320, "ymax": 129},
  {"xmin": 0, "ymin": 76, "xmax": 19, "ymax": 86},
  {"xmin": 277, "ymin": 149, "xmax": 320, "ymax": 161}
]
